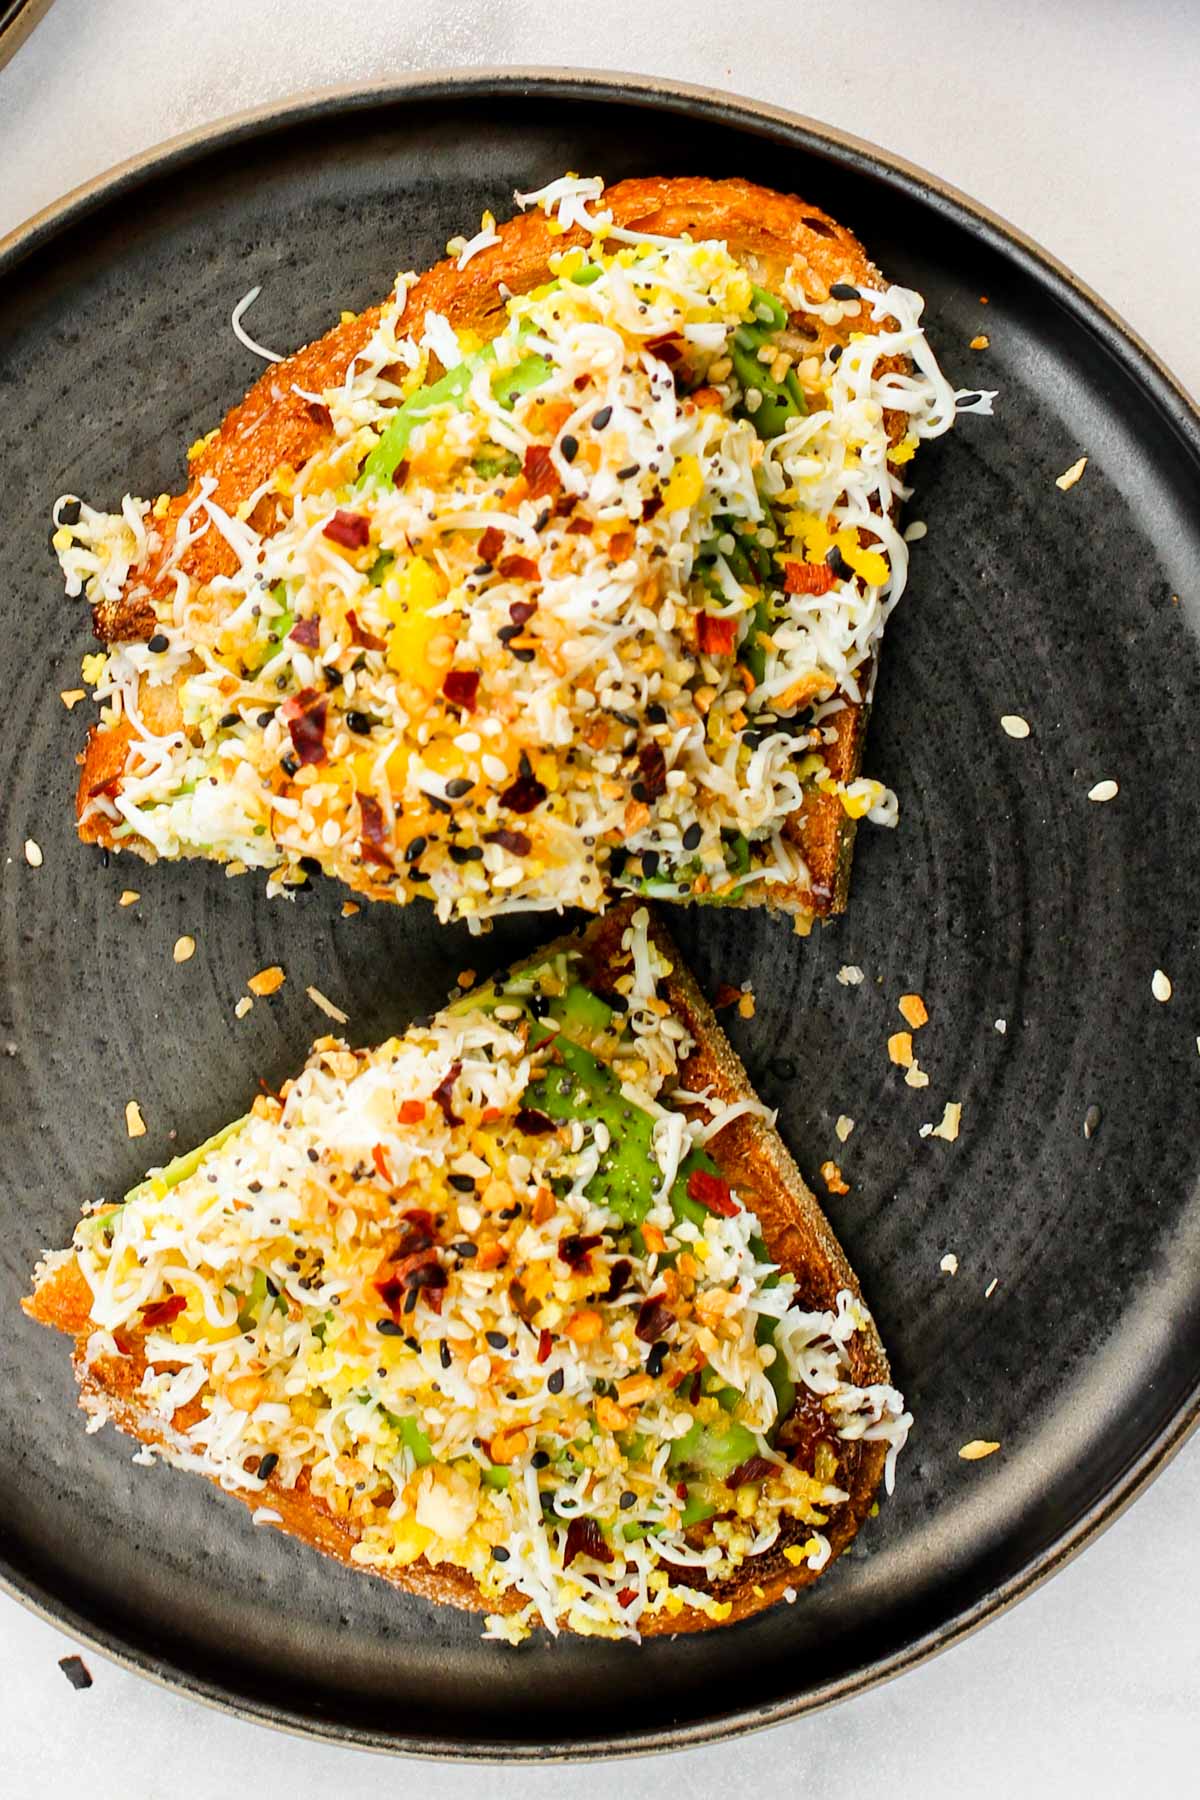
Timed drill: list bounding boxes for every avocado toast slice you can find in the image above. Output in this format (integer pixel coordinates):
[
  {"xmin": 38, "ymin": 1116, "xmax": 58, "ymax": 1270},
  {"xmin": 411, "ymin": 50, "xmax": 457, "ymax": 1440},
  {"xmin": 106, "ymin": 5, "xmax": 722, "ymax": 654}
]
[
  {"xmin": 56, "ymin": 174, "xmax": 962, "ymax": 929},
  {"xmin": 25, "ymin": 902, "xmax": 908, "ymax": 1641}
]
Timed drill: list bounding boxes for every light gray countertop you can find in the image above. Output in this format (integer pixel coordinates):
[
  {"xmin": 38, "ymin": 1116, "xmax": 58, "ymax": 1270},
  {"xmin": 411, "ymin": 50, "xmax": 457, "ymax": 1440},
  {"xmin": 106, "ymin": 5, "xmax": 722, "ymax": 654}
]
[{"xmin": 2, "ymin": 2, "xmax": 1198, "ymax": 1793}]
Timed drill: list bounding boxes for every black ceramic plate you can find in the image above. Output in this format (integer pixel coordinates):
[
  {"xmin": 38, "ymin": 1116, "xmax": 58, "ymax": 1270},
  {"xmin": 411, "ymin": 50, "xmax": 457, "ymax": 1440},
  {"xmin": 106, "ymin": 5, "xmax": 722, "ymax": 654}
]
[{"xmin": 2, "ymin": 72, "xmax": 1199, "ymax": 1760}]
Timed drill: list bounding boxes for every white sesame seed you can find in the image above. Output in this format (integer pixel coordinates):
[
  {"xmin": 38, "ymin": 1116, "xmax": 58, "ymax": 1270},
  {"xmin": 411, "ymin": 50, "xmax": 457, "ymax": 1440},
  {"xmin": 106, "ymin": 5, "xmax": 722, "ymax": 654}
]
[
  {"xmin": 321, "ymin": 817, "xmax": 341, "ymax": 847},
  {"xmin": 1152, "ymin": 969, "xmax": 1172, "ymax": 1003},
  {"xmin": 836, "ymin": 964, "xmax": 865, "ymax": 987},
  {"xmin": 234, "ymin": 996, "xmax": 254, "ymax": 1020},
  {"xmin": 1087, "ymin": 779, "xmax": 1119, "ymax": 803},
  {"xmin": 994, "ymin": 1018, "xmax": 1007, "ymax": 1034},
  {"xmin": 834, "ymin": 1115, "xmax": 855, "ymax": 1143},
  {"xmin": 482, "ymin": 754, "xmax": 508, "ymax": 783},
  {"xmin": 939, "ymin": 1253, "xmax": 958, "ymax": 1276},
  {"xmin": 903, "ymin": 519, "xmax": 927, "ymax": 542},
  {"xmin": 23, "ymin": 838, "xmax": 43, "ymax": 868},
  {"xmin": 1000, "ymin": 714, "xmax": 1030, "ymax": 739}
]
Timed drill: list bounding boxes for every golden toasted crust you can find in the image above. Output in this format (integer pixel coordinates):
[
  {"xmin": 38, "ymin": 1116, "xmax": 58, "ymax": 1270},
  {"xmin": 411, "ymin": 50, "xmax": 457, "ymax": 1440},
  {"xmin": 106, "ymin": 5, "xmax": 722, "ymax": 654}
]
[
  {"xmin": 75, "ymin": 176, "xmax": 903, "ymax": 914},
  {"xmin": 24, "ymin": 903, "xmax": 891, "ymax": 1637}
]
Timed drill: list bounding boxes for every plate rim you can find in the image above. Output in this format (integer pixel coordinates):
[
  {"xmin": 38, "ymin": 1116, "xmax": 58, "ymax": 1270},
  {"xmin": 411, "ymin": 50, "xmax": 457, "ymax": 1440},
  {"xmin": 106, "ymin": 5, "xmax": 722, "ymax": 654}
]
[{"xmin": 3, "ymin": 65, "xmax": 1200, "ymax": 1760}]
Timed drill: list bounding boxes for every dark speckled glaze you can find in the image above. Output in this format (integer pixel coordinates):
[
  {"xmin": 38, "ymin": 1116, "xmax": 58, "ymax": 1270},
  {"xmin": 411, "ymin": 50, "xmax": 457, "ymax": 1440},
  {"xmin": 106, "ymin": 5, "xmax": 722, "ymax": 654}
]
[{"xmin": 1, "ymin": 73, "xmax": 1198, "ymax": 1760}]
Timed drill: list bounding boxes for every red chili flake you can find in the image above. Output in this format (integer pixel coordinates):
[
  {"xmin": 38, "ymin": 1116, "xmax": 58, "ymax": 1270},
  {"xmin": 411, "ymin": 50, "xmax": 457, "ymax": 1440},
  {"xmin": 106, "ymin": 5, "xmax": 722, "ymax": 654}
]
[
  {"xmin": 635, "ymin": 1295, "xmax": 674, "ymax": 1343},
  {"xmin": 558, "ymin": 1232, "xmax": 603, "ymax": 1271},
  {"xmin": 646, "ymin": 335, "xmax": 683, "ymax": 365},
  {"xmin": 478, "ymin": 526, "xmax": 505, "ymax": 565},
  {"xmin": 784, "ymin": 560, "xmax": 835, "ymax": 596},
  {"xmin": 401, "ymin": 1209, "xmax": 437, "ymax": 1243},
  {"xmin": 372, "ymin": 1143, "xmax": 393, "ymax": 1185},
  {"xmin": 499, "ymin": 774, "xmax": 547, "ymax": 814},
  {"xmin": 616, "ymin": 1586, "xmax": 638, "ymax": 1608},
  {"xmin": 357, "ymin": 792, "xmax": 393, "ymax": 867},
  {"xmin": 675, "ymin": 1481, "xmax": 688, "ymax": 1501},
  {"xmin": 712, "ymin": 984, "xmax": 743, "ymax": 1010},
  {"xmin": 323, "ymin": 509, "xmax": 371, "ymax": 550},
  {"xmin": 563, "ymin": 1517, "xmax": 613, "ymax": 1567},
  {"xmin": 686, "ymin": 1169, "xmax": 739, "ymax": 1217},
  {"xmin": 515, "ymin": 1106, "xmax": 556, "ymax": 1136},
  {"xmin": 604, "ymin": 1257, "xmax": 632, "ymax": 1301},
  {"xmin": 642, "ymin": 495, "xmax": 663, "ymax": 521},
  {"xmin": 432, "ymin": 1059, "xmax": 463, "ymax": 1127},
  {"xmin": 483, "ymin": 827, "xmax": 532, "ymax": 856},
  {"xmin": 139, "ymin": 1294, "xmax": 187, "ymax": 1329},
  {"xmin": 726, "ymin": 1455, "xmax": 776, "ymax": 1487},
  {"xmin": 566, "ymin": 517, "xmax": 594, "ymax": 536},
  {"xmin": 608, "ymin": 530, "xmax": 635, "ymax": 560},
  {"xmin": 283, "ymin": 691, "xmax": 328, "ymax": 766},
  {"xmin": 289, "ymin": 615, "xmax": 320, "ymax": 649},
  {"xmin": 398, "ymin": 1099, "xmax": 426, "ymax": 1125},
  {"xmin": 522, "ymin": 443, "xmax": 560, "ymax": 500},
  {"xmin": 537, "ymin": 1327, "xmax": 553, "ymax": 1365},
  {"xmin": 636, "ymin": 742, "xmax": 667, "ymax": 801},
  {"xmin": 497, "ymin": 554, "xmax": 539, "ymax": 582},
  {"xmin": 346, "ymin": 608, "xmax": 387, "ymax": 651},
  {"xmin": 442, "ymin": 669, "xmax": 480, "ymax": 710},
  {"xmin": 697, "ymin": 613, "xmax": 738, "ymax": 655},
  {"xmin": 689, "ymin": 1370, "xmax": 703, "ymax": 1406},
  {"xmin": 306, "ymin": 400, "xmax": 333, "ymax": 429},
  {"xmin": 391, "ymin": 459, "xmax": 410, "ymax": 489}
]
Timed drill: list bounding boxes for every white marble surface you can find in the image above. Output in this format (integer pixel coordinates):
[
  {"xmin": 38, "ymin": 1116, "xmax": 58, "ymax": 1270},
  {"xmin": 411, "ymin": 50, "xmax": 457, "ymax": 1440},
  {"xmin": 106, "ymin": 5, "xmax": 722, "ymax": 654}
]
[{"xmin": 2, "ymin": 1, "xmax": 1198, "ymax": 1792}]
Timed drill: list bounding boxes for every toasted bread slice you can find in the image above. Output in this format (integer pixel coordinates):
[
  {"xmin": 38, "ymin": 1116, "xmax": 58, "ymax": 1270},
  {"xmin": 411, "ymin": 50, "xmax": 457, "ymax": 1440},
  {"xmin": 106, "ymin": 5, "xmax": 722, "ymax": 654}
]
[
  {"xmin": 59, "ymin": 175, "xmax": 955, "ymax": 926},
  {"xmin": 25, "ymin": 902, "xmax": 907, "ymax": 1640}
]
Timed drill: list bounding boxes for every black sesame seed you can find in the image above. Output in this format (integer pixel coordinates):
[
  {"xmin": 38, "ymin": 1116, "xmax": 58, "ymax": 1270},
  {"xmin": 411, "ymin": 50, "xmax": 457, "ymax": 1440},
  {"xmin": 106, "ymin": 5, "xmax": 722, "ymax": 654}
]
[
  {"xmin": 405, "ymin": 1334, "xmax": 420, "ymax": 1351},
  {"xmin": 147, "ymin": 633, "xmax": 169, "ymax": 653},
  {"xmin": 58, "ymin": 1656, "xmax": 92, "ymax": 1690},
  {"xmin": 619, "ymin": 1490, "xmax": 636, "ymax": 1509},
  {"xmin": 512, "ymin": 646, "xmax": 536, "ymax": 663},
  {"xmin": 533, "ymin": 507, "xmax": 552, "ymax": 531},
  {"xmin": 617, "ymin": 463, "xmax": 640, "ymax": 480},
  {"xmin": 280, "ymin": 754, "xmax": 299, "ymax": 776},
  {"xmin": 956, "ymin": 392, "xmax": 984, "ymax": 407},
  {"xmin": 448, "ymin": 1173, "xmax": 475, "ymax": 1192},
  {"xmin": 405, "ymin": 836, "xmax": 427, "ymax": 863},
  {"xmin": 376, "ymin": 1318, "xmax": 403, "ymax": 1336},
  {"xmin": 830, "ymin": 281, "xmax": 860, "ymax": 301},
  {"xmin": 306, "ymin": 1147, "xmax": 319, "ymax": 1163},
  {"xmin": 646, "ymin": 1339, "xmax": 668, "ymax": 1378},
  {"xmin": 547, "ymin": 1368, "xmax": 565, "ymax": 1394},
  {"xmin": 403, "ymin": 1286, "xmax": 419, "ymax": 1313},
  {"xmin": 641, "ymin": 849, "xmax": 660, "ymax": 878},
  {"xmin": 531, "ymin": 1449, "xmax": 550, "ymax": 1469},
  {"xmin": 497, "ymin": 623, "xmax": 521, "ymax": 643},
  {"xmin": 439, "ymin": 1340, "xmax": 452, "ymax": 1368},
  {"xmin": 346, "ymin": 710, "xmax": 372, "ymax": 735},
  {"xmin": 324, "ymin": 665, "xmax": 344, "ymax": 687},
  {"xmin": 423, "ymin": 792, "xmax": 452, "ymax": 815},
  {"xmin": 485, "ymin": 1330, "xmax": 508, "ymax": 1351},
  {"xmin": 591, "ymin": 406, "xmax": 613, "ymax": 430},
  {"xmin": 59, "ymin": 499, "xmax": 82, "ymax": 526},
  {"xmin": 560, "ymin": 434, "xmax": 579, "ymax": 463},
  {"xmin": 256, "ymin": 710, "xmax": 274, "ymax": 727},
  {"xmin": 829, "ymin": 344, "xmax": 844, "ymax": 365},
  {"xmin": 218, "ymin": 711, "xmax": 240, "ymax": 728},
  {"xmin": 492, "ymin": 1546, "xmax": 511, "ymax": 1562},
  {"xmin": 682, "ymin": 823, "xmax": 702, "ymax": 851},
  {"xmin": 445, "ymin": 777, "xmax": 473, "ymax": 799},
  {"xmin": 449, "ymin": 842, "xmax": 483, "ymax": 864},
  {"xmin": 257, "ymin": 1451, "xmax": 279, "ymax": 1481},
  {"xmin": 451, "ymin": 1240, "xmax": 478, "ymax": 1258},
  {"xmin": 646, "ymin": 703, "xmax": 667, "ymax": 724},
  {"xmin": 826, "ymin": 545, "xmax": 853, "ymax": 582}
]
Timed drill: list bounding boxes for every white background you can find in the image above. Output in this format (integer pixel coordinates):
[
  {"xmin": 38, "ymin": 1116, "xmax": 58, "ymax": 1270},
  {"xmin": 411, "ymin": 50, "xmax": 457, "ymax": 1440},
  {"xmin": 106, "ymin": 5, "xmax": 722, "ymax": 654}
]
[{"xmin": 2, "ymin": 2, "xmax": 1198, "ymax": 1794}]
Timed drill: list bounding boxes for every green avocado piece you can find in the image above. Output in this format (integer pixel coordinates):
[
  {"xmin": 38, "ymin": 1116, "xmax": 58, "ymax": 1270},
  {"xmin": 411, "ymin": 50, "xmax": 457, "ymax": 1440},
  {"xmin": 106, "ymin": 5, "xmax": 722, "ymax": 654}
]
[
  {"xmin": 481, "ymin": 1464, "xmax": 512, "ymax": 1490},
  {"xmin": 396, "ymin": 1415, "xmax": 434, "ymax": 1467},
  {"xmin": 668, "ymin": 1415, "xmax": 759, "ymax": 1479}
]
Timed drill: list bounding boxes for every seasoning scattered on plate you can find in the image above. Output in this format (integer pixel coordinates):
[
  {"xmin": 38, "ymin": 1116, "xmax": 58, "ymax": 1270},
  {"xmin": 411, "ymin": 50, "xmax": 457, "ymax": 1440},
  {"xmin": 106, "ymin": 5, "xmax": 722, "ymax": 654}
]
[
  {"xmin": 1152, "ymin": 968, "xmax": 1172, "ymax": 1003},
  {"xmin": 58, "ymin": 1654, "xmax": 92, "ymax": 1690},
  {"xmin": 119, "ymin": 890, "xmax": 140, "ymax": 907},
  {"xmin": 23, "ymin": 838, "xmax": 43, "ymax": 867},
  {"xmin": 1000, "ymin": 714, "xmax": 1030, "ymax": 739},
  {"xmin": 931, "ymin": 1101, "xmax": 963, "ymax": 1142},
  {"xmin": 341, "ymin": 901, "xmax": 360, "ymax": 918},
  {"xmin": 1055, "ymin": 455, "xmax": 1088, "ymax": 491},
  {"xmin": 984, "ymin": 1278, "xmax": 999, "ymax": 1299},
  {"xmin": 234, "ymin": 996, "xmax": 254, "ymax": 1020},
  {"xmin": 959, "ymin": 1440, "xmax": 1000, "ymax": 1461},
  {"xmin": 125, "ymin": 1100, "xmax": 146, "ymax": 1138},
  {"xmin": 59, "ymin": 689, "xmax": 86, "ymax": 710},
  {"xmin": 994, "ymin": 1018, "xmax": 1007, "ymax": 1034},
  {"xmin": 834, "ymin": 1114, "xmax": 855, "ymax": 1143},
  {"xmin": 897, "ymin": 993, "xmax": 928, "ymax": 1029},
  {"xmin": 1088, "ymin": 778, "xmax": 1119, "ymax": 803},
  {"xmin": 247, "ymin": 965, "xmax": 286, "ymax": 997},
  {"xmin": 173, "ymin": 935, "xmax": 196, "ymax": 963},
  {"xmin": 970, "ymin": 334, "xmax": 990, "ymax": 350},
  {"xmin": 887, "ymin": 1030, "xmax": 914, "ymax": 1067},
  {"xmin": 837, "ymin": 964, "xmax": 865, "ymax": 986},
  {"xmin": 940, "ymin": 1252, "xmax": 958, "ymax": 1276},
  {"xmin": 306, "ymin": 985, "xmax": 348, "ymax": 1024},
  {"xmin": 819, "ymin": 1159, "xmax": 849, "ymax": 1195},
  {"xmin": 905, "ymin": 1061, "xmax": 930, "ymax": 1089}
]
